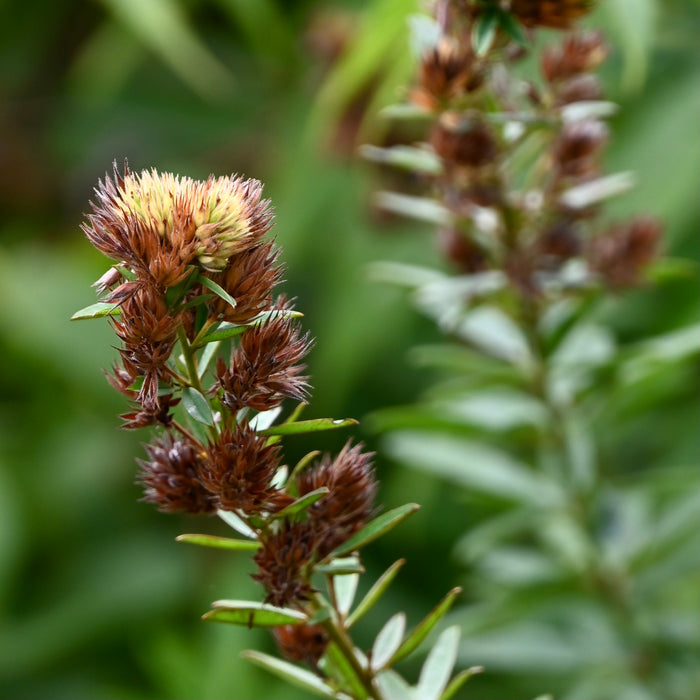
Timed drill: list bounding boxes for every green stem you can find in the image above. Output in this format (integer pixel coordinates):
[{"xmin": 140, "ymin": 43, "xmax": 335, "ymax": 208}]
[{"xmin": 312, "ymin": 594, "xmax": 384, "ymax": 700}]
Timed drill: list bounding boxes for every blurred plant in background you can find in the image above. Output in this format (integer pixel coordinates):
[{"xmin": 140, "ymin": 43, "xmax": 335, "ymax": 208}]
[
  {"xmin": 361, "ymin": 2, "xmax": 700, "ymax": 699},
  {"xmin": 0, "ymin": 0, "xmax": 697, "ymax": 699}
]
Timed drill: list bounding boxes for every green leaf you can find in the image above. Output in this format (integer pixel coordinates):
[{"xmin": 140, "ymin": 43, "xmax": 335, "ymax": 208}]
[
  {"xmin": 371, "ymin": 612, "xmax": 406, "ymax": 671},
  {"xmin": 316, "ymin": 558, "xmax": 364, "ymax": 576},
  {"xmin": 384, "ymin": 432, "xmax": 562, "ymax": 506},
  {"xmin": 287, "ymin": 450, "xmax": 321, "ymax": 495},
  {"xmin": 559, "ymin": 172, "xmax": 636, "ymax": 209},
  {"xmin": 274, "ymin": 487, "xmax": 329, "ymax": 520},
  {"xmin": 259, "ymin": 417, "xmax": 358, "ymax": 436},
  {"xmin": 471, "ymin": 9, "xmax": 498, "ymax": 56},
  {"xmin": 496, "ymin": 10, "xmax": 527, "ymax": 47},
  {"xmin": 242, "ymin": 650, "xmax": 337, "ymax": 699},
  {"xmin": 204, "ymin": 600, "xmax": 308, "ymax": 627},
  {"xmin": 416, "ymin": 626, "xmax": 461, "ymax": 700},
  {"xmin": 374, "ymin": 192, "xmax": 452, "ymax": 225},
  {"xmin": 347, "ymin": 559, "xmax": 406, "ymax": 629},
  {"xmin": 217, "ymin": 509, "xmax": 256, "ymax": 538},
  {"xmin": 175, "ymin": 534, "xmax": 261, "ymax": 551},
  {"xmin": 332, "ymin": 571, "xmax": 361, "ymax": 616},
  {"xmin": 100, "ymin": 0, "xmax": 234, "ymax": 101},
  {"xmin": 181, "ymin": 387, "xmax": 215, "ymax": 426},
  {"xmin": 70, "ymin": 301, "xmax": 121, "ymax": 320},
  {"xmin": 376, "ymin": 669, "xmax": 417, "ymax": 700},
  {"xmin": 195, "ymin": 321, "xmax": 247, "ymax": 345},
  {"xmin": 332, "ymin": 504, "xmax": 420, "ymax": 557},
  {"xmin": 439, "ymin": 666, "xmax": 484, "ymax": 700},
  {"xmin": 359, "ymin": 144, "xmax": 443, "ymax": 176},
  {"xmin": 391, "ymin": 587, "xmax": 462, "ymax": 664},
  {"xmin": 198, "ymin": 339, "xmax": 221, "ymax": 378},
  {"xmin": 198, "ymin": 274, "xmax": 237, "ymax": 309},
  {"xmin": 323, "ymin": 642, "xmax": 369, "ymax": 699}
]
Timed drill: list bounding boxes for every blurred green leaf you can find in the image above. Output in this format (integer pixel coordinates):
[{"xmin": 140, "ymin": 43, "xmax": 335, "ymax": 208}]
[
  {"xmin": 385, "ymin": 431, "xmax": 562, "ymax": 506},
  {"xmin": 217, "ymin": 509, "xmax": 256, "ymax": 538},
  {"xmin": 374, "ymin": 192, "xmax": 452, "ymax": 225},
  {"xmin": 391, "ymin": 587, "xmax": 461, "ymax": 665},
  {"xmin": 360, "ymin": 144, "xmax": 443, "ymax": 175},
  {"xmin": 376, "ymin": 669, "xmax": 417, "ymax": 700},
  {"xmin": 346, "ymin": 559, "xmax": 405, "ymax": 629},
  {"xmin": 98, "ymin": 0, "xmax": 234, "ymax": 99},
  {"xmin": 416, "ymin": 625, "xmax": 461, "ymax": 700},
  {"xmin": 241, "ymin": 650, "xmax": 337, "ymax": 699},
  {"xmin": 371, "ymin": 612, "xmax": 406, "ymax": 671},
  {"xmin": 331, "ymin": 571, "xmax": 360, "ymax": 616},
  {"xmin": 472, "ymin": 10, "xmax": 498, "ymax": 56},
  {"xmin": 439, "ymin": 665, "xmax": 484, "ymax": 700}
]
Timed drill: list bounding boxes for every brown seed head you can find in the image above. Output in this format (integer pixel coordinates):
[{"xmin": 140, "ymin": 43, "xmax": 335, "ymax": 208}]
[
  {"xmin": 137, "ymin": 433, "xmax": 216, "ymax": 514},
  {"xmin": 217, "ymin": 314, "xmax": 312, "ymax": 413},
  {"xmin": 273, "ymin": 624, "xmax": 328, "ymax": 666},
  {"xmin": 510, "ymin": 0, "xmax": 594, "ymax": 30},
  {"xmin": 431, "ymin": 113, "xmax": 499, "ymax": 169},
  {"xmin": 199, "ymin": 423, "xmax": 283, "ymax": 514},
  {"xmin": 555, "ymin": 74, "xmax": 603, "ymax": 106},
  {"xmin": 253, "ymin": 521, "xmax": 319, "ymax": 606},
  {"xmin": 208, "ymin": 240, "xmax": 284, "ymax": 324},
  {"xmin": 552, "ymin": 119, "xmax": 608, "ymax": 178},
  {"xmin": 438, "ymin": 227, "xmax": 488, "ymax": 273},
  {"xmin": 297, "ymin": 442, "xmax": 377, "ymax": 558},
  {"xmin": 541, "ymin": 31, "xmax": 607, "ymax": 82},
  {"xmin": 589, "ymin": 216, "xmax": 662, "ymax": 288},
  {"xmin": 413, "ymin": 37, "xmax": 482, "ymax": 110}
]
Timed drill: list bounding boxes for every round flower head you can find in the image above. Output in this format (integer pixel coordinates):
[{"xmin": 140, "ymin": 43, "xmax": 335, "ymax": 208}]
[{"xmin": 83, "ymin": 161, "xmax": 273, "ymax": 278}]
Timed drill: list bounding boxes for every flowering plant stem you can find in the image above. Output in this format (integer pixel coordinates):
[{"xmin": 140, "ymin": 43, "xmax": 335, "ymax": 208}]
[{"xmin": 75, "ymin": 162, "xmax": 473, "ymax": 699}]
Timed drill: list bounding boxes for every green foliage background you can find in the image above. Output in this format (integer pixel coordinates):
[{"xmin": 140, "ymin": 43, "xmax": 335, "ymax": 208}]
[{"xmin": 0, "ymin": 1, "xmax": 697, "ymax": 698}]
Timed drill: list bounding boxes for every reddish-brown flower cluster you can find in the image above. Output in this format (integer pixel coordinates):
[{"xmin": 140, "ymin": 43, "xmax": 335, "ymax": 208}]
[
  {"xmin": 83, "ymin": 162, "xmax": 377, "ymax": 610},
  {"xmin": 509, "ymin": 0, "xmax": 594, "ymax": 29},
  {"xmin": 398, "ymin": 22, "xmax": 661, "ymax": 294},
  {"xmin": 253, "ymin": 443, "xmax": 377, "ymax": 607}
]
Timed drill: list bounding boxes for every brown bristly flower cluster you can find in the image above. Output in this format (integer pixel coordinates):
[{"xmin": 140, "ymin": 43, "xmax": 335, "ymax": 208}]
[
  {"xmin": 82, "ymin": 161, "xmax": 377, "ymax": 614},
  {"xmin": 397, "ymin": 10, "xmax": 661, "ymax": 296}
]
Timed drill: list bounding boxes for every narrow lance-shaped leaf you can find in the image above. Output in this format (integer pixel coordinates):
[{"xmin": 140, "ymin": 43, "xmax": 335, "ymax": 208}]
[
  {"xmin": 204, "ymin": 600, "xmax": 308, "ymax": 627},
  {"xmin": 316, "ymin": 559, "xmax": 364, "ymax": 576},
  {"xmin": 331, "ymin": 570, "xmax": 360, "ymax": 616},
  {"xmin": 416, "ymin": 626, "xmax": 461, "ymax": 700},
  {"xmin": 439, "ymin": 666, "xmax": 484, "ymax": 700},
  {"xmin": 471, "ymin": 9, "xmax": 498, "ymax": 56},
  {"xmin": 194, "ymin": 321, "xmax": 247, "ymax": 345},
  {"xmin": 181, "ymin": 387, "xmax": 215, "ymax": 426},
  {"xmin": 347, "ymin": 559, "xmax": 406, "ymax": 629},
  {"xmin": 241, "ymin": 650, "xmax": 337, "ymax": 700},
  {"xmin": 259, "ymin": 417, "xmax": 358, "ymax": 437},
  {"xmin": 391, "ymin": 587, "xmax": 462, "ymax": 664},
  {"xmin": 332, "ymin": 503, "xmax": 420, "ymax": 557},
  {"xmin": 218, "ymin": 509, "xmax": 256, "ymax": 538},
  {"xmin": 198, "ymin": 274, "xmax": 237, "ymax": 309},
  {"xmin": 273, "ymin": 487, "xmax": 329, "ymax": 520},
  {"xmin": 175, "ymin": 533, "xmax": 261, "ymax": 551},
  {"xmin": 371, "ymin": 613, "xmax": 406, "ymax": 671},
  {"xmin": 70, "ymin": 301, "xmax": 121, "ymax": 320}
]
